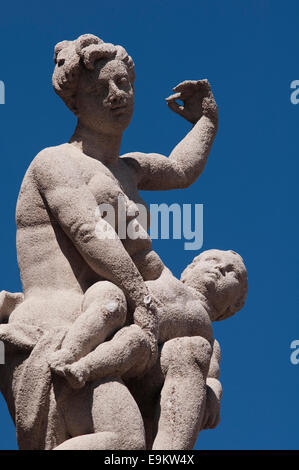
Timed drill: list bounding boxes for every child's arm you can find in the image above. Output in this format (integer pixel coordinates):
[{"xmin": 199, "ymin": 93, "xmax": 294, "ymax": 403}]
[
  {"xmin": 0, "ymin": 291, "xmax": 24, "ymax": 323},
  {"xmin": 202, "ymin": 339, "xmax": 222, "ymax": 429}
]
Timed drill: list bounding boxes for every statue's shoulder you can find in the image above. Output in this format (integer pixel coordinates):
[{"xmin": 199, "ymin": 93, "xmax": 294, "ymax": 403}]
[
  {"xmin": 30, "ymin": 143, "xmax": 78, "ymax": 185},
  {"xmin": 31, "ymin": 143, "xmax": 72, "ymax": 170},
  {"xmin": 17, "ymin": 145, "xmax": 71, "ymax": 196}
]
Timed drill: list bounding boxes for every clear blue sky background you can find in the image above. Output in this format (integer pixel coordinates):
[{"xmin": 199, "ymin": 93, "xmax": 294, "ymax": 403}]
[{"xmin": 0, "ymin": 0, "xmax": 298, "ymax": 450}]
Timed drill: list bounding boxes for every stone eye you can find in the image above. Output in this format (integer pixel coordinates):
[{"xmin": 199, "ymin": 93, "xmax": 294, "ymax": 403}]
[
  {"xmin": 118, "ymin": 77, "xmax": 129, "ymax": 88},
  {"xmin": 225, "ymin": 264, "xmax": 235, "ymax": 273}
]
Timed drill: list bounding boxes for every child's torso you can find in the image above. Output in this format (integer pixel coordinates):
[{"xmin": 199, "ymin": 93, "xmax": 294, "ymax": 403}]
[{"xmin": 146, "ymin": 269, "xmax": 214, "ymax": 344}]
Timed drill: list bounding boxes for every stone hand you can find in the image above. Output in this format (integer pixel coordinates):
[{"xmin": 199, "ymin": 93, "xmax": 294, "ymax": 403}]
[
  {"xmin": 133, "ymin": 296, "xmax": 160, "ymax": 370},
  {"xmin": 166, "ymin": 79, "xmax": 217, "ymax": 124},
  {"xmin": 202, "ymin": 385, "xmax": 221, "ymax": 429}
]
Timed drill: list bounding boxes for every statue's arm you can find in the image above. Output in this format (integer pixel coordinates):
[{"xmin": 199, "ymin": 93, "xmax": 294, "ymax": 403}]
[
  {"xmin": 123, "ymin": 80, "xmax": 217, "ymax": 190},
  {"xmin": 202, "ymin": 339, "xmax": 222, "ymax": 429}
]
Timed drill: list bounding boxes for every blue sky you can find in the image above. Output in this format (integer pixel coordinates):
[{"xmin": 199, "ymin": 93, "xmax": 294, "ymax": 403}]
[{"xmin": 0, "ymin": 0, "xmax": 298, "ymax": 450}]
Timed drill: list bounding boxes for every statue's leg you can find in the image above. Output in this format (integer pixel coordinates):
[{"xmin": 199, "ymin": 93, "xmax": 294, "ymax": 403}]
[
  {"xmin": 49, "ymin": 281, "xmax": 127, "ymax": 372},
  {"xmin": 62, "ymin": 324, "xmax": 151, "ymax": 389},
  {"xmin": 55, "ymin": 377, "xmax": 146, "ymax": 450},
  {"xmin": 125, "ymin": 352, "xmax": 165, "ymax": 450},
  {"xmin": 54, "ymin": 432, "xmax": 123, "ymax": 450},
  {"xmin": 152, "ymin": 336, "xmax": 212, "ymax": 450}
]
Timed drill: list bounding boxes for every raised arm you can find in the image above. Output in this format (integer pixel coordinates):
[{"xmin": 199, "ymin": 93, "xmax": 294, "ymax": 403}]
[
  {"xmin": 123, "ymin": 79, "xmax": 218, "ymax": 190},
  {"xmin": 32, "ymin": 150, "xmax": 158, "ymax": 361}
]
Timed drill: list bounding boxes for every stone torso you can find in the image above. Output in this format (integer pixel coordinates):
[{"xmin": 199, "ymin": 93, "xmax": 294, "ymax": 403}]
[
  {"xmin": 12, "ymin": 143, "xmax": 163, "ymax": 328},
  {"xmin": 146, "ymin": 268, "xmax": 213, "ymax": 345}
]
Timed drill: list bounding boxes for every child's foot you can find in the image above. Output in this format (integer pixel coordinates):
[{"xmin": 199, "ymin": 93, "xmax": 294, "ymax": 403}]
[{"xmin": 63, "ymin": 362, "xmax": 90, "ymax": 389}]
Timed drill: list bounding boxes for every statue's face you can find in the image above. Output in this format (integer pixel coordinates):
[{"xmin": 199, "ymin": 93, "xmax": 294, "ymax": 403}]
[
  {"xmin": 75, "ymin": 59, "xmax": 134, "ymax": 134},
  {"xmin": 188, "ymin": 250, "xmax": 246, "ymax": 320}
]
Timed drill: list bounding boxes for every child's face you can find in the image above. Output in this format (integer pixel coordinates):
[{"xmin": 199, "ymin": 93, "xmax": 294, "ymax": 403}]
[{"xmin": 189, "ymin": 250, "xmax": 246, "ymax": 320}]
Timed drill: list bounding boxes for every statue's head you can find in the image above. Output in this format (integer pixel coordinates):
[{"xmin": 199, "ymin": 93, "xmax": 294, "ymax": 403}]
[
  {"xmin": 52, "ymin": 34, "xmax": 135, "ymax": 134},
  {"xmin": 181, "ymin": 249, "xmax": 248, "ymax": 321}
]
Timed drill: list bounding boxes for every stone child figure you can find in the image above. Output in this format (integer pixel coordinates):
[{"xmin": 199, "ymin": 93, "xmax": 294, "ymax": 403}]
[
  {"xmin": 1, "ymin": 250, "xmax": 247, "ymax": 449},
  {"xmin": 49, "ymin": 249, "xmax": 248, "ymax": 393}
]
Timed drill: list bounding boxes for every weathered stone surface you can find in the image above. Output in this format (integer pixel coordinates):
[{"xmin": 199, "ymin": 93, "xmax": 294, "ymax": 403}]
[{"xmin": 0, "ymin": 34, "xmax": 247, "ymax": 450}]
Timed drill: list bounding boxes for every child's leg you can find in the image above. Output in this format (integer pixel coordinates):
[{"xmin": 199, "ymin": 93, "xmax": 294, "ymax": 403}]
[
  {"xmin": 152, "ymin": 336, "xmax": 212, "ymax": 450},
  {"xmin": 62, "ymin": 325, "xmax": 152, "ymax": 389},
  {"xmin": 49, "ymin": 281, "xmax": 127, "ymax": 373}
]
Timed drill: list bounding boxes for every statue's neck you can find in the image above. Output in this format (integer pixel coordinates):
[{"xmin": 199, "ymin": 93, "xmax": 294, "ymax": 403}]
[
  {"xmin": 69, "ymin": 121, "xmax": 122, "ymax": 166},
  {"xmin": 184, "ymin": 281, "xmax": 217, "ymax": 322}
]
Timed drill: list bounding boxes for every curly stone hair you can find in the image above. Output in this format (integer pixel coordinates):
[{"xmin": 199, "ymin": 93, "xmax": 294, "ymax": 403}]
[{"xmin": 52, "ymin": 34, "xmax": 135, "ymax": 113}]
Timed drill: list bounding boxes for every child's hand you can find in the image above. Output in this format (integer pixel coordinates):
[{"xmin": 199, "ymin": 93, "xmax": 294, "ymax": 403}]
[
  {"xmin": 202, "ymin": 384, "xmax": 221, "ymax": 429},
  {"xmin": 133, "ymin": 296, "xmax": 160, "ymax": 370}
]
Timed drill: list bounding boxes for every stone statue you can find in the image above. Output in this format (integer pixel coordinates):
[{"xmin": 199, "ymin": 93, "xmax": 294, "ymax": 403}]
[{"xmin": 0, "ymin": 33, "xmax": 247, "ymax": 450}]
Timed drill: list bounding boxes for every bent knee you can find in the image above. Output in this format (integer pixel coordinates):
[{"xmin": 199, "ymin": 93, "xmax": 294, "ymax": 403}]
[
  {"xmin": 160, "ymin": 337, "xmax": 212, "ymax": 375},
  {"xmin": 82, "ymin": 281, "xmax": 127, "ymax": 324}
]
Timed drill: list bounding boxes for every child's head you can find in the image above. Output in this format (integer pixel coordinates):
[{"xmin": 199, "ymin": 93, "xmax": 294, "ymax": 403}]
[{"xmin": 180, "ymin": 249, "xmax": 248, "ymax": 321}]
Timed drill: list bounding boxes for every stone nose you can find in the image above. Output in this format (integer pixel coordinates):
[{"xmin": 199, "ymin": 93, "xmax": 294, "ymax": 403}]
[
  {"xmin": 215, "ymin": 264, "xmax": 225, "ymax": 275},
  {"xmin": 107, "ymin": 81, "xmax": 124, "ymax": 106}
]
